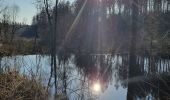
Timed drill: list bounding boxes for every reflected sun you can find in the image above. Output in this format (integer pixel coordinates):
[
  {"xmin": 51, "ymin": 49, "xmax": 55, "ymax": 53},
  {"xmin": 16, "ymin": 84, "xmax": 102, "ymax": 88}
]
[{"xmin": 93, "ymin": 82, "xmax": 101, "ymax": 92}]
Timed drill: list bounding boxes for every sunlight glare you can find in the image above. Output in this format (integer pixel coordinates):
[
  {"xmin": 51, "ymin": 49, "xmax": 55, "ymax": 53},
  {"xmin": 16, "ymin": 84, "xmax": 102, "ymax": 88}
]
[{"xmin": 93, "ymin": 82, "xmax": 101, "ymax": 92}]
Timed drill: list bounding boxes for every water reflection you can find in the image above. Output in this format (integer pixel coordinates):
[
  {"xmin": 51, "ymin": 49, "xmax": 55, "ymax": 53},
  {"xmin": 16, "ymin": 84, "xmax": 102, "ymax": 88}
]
[
  {"xmin": 93, "ymin": 81, "xmax": 101, "ymax": 92},
  {"xmin": 127, "ymin": 74, "xmax": 170, "ymax": 100},
  {"xmin": 1, "ymin": 54, "xmax": 170, "ymax": 100},
  {"xmin": 126, "ymin": 56, "xmax": 170, "ymax": 100},
  {"xmin": 74, "ymin": 54, "xmax": 114, "ymax": 93}
]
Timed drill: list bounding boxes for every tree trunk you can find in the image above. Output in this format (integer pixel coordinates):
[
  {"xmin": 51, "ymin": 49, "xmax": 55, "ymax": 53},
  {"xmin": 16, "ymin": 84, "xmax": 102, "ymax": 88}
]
[{"xmin": 127, "ymin": 0, "xmax": 138, "ymax": 99}]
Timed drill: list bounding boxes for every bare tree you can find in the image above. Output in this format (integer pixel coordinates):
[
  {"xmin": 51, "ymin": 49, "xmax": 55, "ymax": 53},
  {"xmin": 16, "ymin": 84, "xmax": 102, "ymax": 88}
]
[
  {"xmin": 1, "ymin": 8, "xmax": 10, "ymax": 42},
  {"xmin": 43, "ymin": 0, "xmax": 58, "ymax": 94},
  {"xmin": 0, "ymin": 0, "xmax": 7, "ymax": 42},
  {"xmin": 127, "ymin": 0, "xmax": 139, "ymax": 99},
  {"xmin": 0, "ymin": 0, "xmax": 7, "ymax": 14},
  {"xmin": 32, "ymin": 0, "xmax": 43, "ymax": 53},
  {"xmin": 10, "ymin": 4, "xmax": 19, "ymax": 43}
]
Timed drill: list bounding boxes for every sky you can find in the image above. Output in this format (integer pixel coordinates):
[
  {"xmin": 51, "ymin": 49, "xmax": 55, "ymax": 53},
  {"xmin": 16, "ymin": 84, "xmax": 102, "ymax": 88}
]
[
  {"xmin": 5, "ymin": 0, "xmax": 75, "ymax": 25},
  {"xmin": 5, "ymin": 0, "xmax": 37, "ymax": 25}
]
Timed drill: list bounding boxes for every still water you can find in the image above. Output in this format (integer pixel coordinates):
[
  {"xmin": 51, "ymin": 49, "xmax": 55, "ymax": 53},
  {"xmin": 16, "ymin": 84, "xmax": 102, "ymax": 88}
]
[{"xmin": 0, "ymin": 54, "xmax": 170, "ymax": 100}]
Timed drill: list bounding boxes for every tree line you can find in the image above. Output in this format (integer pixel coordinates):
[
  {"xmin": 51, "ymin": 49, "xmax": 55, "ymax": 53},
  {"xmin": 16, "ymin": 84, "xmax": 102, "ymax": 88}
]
[{"xmin": 31, "ymin": 0, "xmax": 170, "ymax": 57}]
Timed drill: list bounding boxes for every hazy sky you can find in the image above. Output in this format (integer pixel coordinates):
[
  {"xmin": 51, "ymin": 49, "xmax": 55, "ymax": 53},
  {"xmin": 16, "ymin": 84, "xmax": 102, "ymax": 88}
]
[
  {"xmin": 5, "ymin": 0, "xmax": 37, "ymax": 25},
  {"xmin": 5, "ymin": 0, "xmax": 75, "ymax": 25}
]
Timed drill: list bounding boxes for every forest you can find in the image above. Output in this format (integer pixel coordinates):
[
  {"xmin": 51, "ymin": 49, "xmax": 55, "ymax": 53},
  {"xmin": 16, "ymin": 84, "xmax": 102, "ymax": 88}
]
[{"xmin": 0, "ymin": 0, "xmax": 170, "ymax": 100}]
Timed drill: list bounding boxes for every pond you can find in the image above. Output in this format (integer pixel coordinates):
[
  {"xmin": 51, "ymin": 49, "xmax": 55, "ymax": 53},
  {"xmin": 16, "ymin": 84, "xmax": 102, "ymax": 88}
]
[{"xmin": 0, "ymin": 54, "xmax": 170, "ymax": 100}]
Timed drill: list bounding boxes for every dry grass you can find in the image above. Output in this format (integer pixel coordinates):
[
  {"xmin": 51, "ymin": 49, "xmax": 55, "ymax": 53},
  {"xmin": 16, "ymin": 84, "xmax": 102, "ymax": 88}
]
[{"xmin": 0, "ymin": 71, "xmax": 48, "ymax": 100}]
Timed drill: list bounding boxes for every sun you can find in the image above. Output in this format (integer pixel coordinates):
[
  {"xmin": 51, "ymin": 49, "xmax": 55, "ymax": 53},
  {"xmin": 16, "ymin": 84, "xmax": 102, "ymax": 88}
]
[{"xmin": 93, "ymin": 82, "xmax": 101, "ymax": 92}]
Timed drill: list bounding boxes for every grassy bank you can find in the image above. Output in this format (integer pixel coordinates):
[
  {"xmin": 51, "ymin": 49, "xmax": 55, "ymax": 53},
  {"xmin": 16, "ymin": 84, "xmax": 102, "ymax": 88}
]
[{"xmin": 0, "ymin": 71, "xmax": 48, "ymax": 100}]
